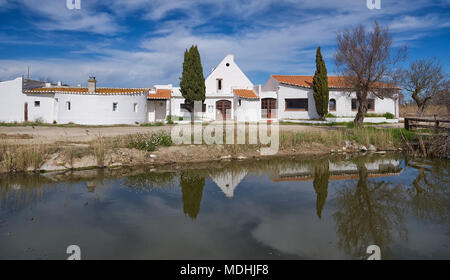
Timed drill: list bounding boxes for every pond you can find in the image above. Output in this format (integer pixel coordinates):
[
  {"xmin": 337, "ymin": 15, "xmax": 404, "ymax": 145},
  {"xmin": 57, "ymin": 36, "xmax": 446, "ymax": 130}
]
[{"xmin": 0, "ymin": 154, "xmax": 448, "ymax": 259}]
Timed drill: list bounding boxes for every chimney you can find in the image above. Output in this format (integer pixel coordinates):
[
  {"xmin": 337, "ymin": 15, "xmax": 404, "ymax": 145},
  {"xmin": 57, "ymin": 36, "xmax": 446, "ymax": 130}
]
[
  {"xmin": 57, "ymin": 81, "xmax": 62, "ymax": 87},
  {"xmin": 88, "ymin": 77, "xmax": 96, "ymax": 93}
]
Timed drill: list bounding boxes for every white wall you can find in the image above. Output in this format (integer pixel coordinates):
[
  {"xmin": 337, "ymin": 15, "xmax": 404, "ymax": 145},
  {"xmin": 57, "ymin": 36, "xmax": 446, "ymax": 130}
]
[
  {"xmin": 0, "ymin": 77, "xmax": 55, "ymax": 123},
  {"xmin": 277, "ymin": 84, "xmax": 320, "ymax": 119},
  {"xmin": 329, "ymin": 91, "xmax": 397, "ymax": 117},
  {"xmin": 27, "ymin": 93, "xmax": 56, "ymax": 123},
  {"xmin": 233, "ymin": 96, "xmax": 260, "ymax": 122},
  {"xmin": 0, "ymin": 77, "xmax": 26, "ymax": 122},
  {"xmin": 276, "ymin": 85, "xmax": 398, "ymax": 120},
  {"xmin": 56, "ymin": 93, "xmax": 147, "ymax": 125}
]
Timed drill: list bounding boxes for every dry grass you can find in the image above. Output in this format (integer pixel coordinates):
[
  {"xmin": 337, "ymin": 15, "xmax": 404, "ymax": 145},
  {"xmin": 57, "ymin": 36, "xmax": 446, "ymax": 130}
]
[
  {"xmin": 0, "ymin": 140, "xmax": 48, "ymax": 173},
  {"xmin": 400, "ymin": 104, "xmax": 448, "ymax": 117},
  {"xmin": 91, "ymin": 135, "xmax": 106, "ymax": 167}
]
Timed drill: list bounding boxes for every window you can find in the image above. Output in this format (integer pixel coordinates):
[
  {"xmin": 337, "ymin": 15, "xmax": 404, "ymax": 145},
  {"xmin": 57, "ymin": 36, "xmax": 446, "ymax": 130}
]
[
  {"xmin": 285, "ymin": 98, "xmax": 308, "ymax": 111},
  {"xmin": 34, "ymin": 101, "xmax": 40, "ymax": 107},
  {"xmin": 368, "ymin": 99, "xmax": 375, "ymax": 111},
  {"xmin": 226, "ymin": 63, "xmax": 230, "ymax": 67},
  {"xmin": 329, "ymin": 99, "xmax": 336, "ymax": 111},
  {"xmin": 66, "ymin": 101, "xmax": 71, "ymax": 111},
  {"xmin": 217, "ymin": 79, "xmax": 222, "ymax": 91},
  {"xmin": 238, "ymin": 99, "xmax": 242, "ymax": 106},
  {"xmin": 113, "ymin": 102, "xmax": 118, "ymax": 112},
  {"xmin": 180, "ymin": 103, "xmax": 206, "ymax": 113},
  {"xmin": 352, "ymin": 99, "xmax": 375, "ymax": 111},
  {"xmin": 133, "ymin": 103, "xmax": 138, "ymax": 112}
]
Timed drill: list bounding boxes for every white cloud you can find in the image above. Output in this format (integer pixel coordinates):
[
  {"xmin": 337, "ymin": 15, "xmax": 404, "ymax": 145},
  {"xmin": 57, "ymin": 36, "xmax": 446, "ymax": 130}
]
[
  {"xmin": 0, "ymin": 0, "xmax": 449, "ymax": 86},
  {"xmin": 19, "ymin": 0, "xmax": 122, "ymax": 34}
]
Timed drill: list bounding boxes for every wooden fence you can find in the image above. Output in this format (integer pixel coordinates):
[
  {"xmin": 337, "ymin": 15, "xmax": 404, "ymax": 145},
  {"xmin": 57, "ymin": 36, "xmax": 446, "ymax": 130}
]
[{"xmin": 404, "ymin": 116, "xmax": 450, "ymax": 132}]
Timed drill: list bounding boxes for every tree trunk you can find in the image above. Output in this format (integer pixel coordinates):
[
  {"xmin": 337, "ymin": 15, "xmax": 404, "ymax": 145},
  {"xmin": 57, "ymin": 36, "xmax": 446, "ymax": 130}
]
[
  {"xmin": 190, "ymin": 102, "xmax": 195, "ymax": 123},
  {"xmin": 354, "ymin": 99, "xmax": 368, "ymax": 126},
  {"xmin": 417, "ymin": 104, "xmax": 426, "ymax": 117}
]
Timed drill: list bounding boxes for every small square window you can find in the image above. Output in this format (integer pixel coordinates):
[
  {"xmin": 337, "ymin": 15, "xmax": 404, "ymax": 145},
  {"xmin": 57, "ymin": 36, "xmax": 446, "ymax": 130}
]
[
  {"xmin": 133, "ymin": 103, "xmax": 138, "ymax": 112},
  {"xmin": 34, "ymin": 101, "xmax": 40, "ymax": 107},
  {"xmin": 113, "ymin": 102, "xmax": 118, "ymax": 112}
]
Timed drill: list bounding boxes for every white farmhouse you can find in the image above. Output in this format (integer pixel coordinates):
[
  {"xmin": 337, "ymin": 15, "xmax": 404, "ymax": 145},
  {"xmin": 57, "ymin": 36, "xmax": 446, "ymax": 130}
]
[
  {"xmin": 0, "ymin": 54, "xmax": 400, "ymax": 125},
  {"xmin": 0, "ymin": 76, "xmax": 149, "ymax": 125},
  {"xmin": 261, "ymin": 75, "xmax": 400, "ymax": 121}
]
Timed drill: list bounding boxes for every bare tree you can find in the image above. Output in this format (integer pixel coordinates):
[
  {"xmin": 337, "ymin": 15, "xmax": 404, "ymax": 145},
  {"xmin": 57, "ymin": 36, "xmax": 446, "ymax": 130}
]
[
  {"xmin": 335, "ymin": 21, "xmax": 405, "ymax": 126},
  {"xmin": 402, "ymin": 58, "xmax": 447, "ymax": 116},
  {"xmin": 430, "ymin": 78, "xmax": 450, "ymax": 116}
]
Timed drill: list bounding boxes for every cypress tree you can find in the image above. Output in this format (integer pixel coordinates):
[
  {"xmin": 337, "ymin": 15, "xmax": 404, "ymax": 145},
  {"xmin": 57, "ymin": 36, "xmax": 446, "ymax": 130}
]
[
  {"xmin": 312, "ymin": 46, "xmax": 329, "ymax": 119},
  {"xmin": 180, "ymin": 45, "xmax": 206, "ymax": 122}
]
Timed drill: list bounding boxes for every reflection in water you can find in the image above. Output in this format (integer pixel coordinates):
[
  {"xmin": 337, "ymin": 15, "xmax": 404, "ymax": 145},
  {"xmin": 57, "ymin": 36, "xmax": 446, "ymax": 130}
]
[
  {"xmin": 180, "ymin": 172, "xmax": 206, "ymax": 220},
  {"xmin": 209, "ymin": 168, "xmax": 247, "ymax": 198},
  {"xmin": 0, "ymin": 154, "xmax": 448, "ymax": 259},
  {"xmin": 333, "ymin": 159, "xmax": 407, "ymax": 258},
  {"xmin": 312, "ymin": 160, "xmax": 329, "ymax": 219},
  {"xmin": 408, "ymin": 160, "xmax": 450, "ymax": 224}
]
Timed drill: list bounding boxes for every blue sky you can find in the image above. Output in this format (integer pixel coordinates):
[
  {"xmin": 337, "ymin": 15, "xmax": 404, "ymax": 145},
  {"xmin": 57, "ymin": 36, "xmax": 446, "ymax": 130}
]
[{"xmin": 0, "ymin": 0, "xmax": 449, "ymax": 87}]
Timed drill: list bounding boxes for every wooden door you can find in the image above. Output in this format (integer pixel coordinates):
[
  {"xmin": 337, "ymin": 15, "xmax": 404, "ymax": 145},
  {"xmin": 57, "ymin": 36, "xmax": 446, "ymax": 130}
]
[
  {"xmin": 216, "ymin": 100, "xmax": 231, "ymax": 120},
  {"xmin": 24, "ymin": 102, "xmax": 28, "ymax": 122},
  {"xmin": 261, "ymin": 98, "xmax": 277, "ymax": 119}
]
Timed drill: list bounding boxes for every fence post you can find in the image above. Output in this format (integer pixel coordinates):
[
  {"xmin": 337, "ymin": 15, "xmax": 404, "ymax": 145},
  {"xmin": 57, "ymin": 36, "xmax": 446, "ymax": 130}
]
[{"xmin": 434, "ymin": 115, "xmax": 439, "ymax": 133}]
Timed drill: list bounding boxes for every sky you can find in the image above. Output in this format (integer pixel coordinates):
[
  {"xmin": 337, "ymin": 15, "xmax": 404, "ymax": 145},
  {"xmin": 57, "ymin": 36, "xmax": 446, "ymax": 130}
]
[{"xmin": 0, "ymin": 0, "xmax": 449, "ymax": 88}]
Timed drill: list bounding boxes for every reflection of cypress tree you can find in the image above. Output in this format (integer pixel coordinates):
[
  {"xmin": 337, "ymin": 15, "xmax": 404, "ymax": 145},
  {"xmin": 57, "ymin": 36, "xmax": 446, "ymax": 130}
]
[
  {"xmin": 180, "ymin": 172, "xmax": 206, "ymax": 220},
  {"xmin": 313, "ymin": 160, "xmax": 330, "ymax": 219}
]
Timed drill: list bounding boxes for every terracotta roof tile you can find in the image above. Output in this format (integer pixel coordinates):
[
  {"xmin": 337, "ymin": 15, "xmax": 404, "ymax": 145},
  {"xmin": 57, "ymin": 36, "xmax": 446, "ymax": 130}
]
[
  {"xmin": 147, "ymin": 89, "xmax": 171, "ymax": 99},
  {"xmin": 233, "ymin": 89, "xmax": 258, "ymax": 99},
  {"xmin": 24, "ymin": 87, "xmax": 150, "ymax": 95},
  {"xmin": 271, "ymin": 75, "xmax": 397, "ymax": 89}
]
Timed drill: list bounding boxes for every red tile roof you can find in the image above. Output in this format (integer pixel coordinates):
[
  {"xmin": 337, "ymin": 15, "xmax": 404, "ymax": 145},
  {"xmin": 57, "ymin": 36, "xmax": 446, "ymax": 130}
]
[
  {"xmin": 147, "ymin": 89, "xmax": 171, "ymax": 99},
  {"xmin": 233, "ymin": 89, "xmax": 258, "ymax": 99},
  {"xmin": 271, "ymin": 75, "xmax": 398, "ymax": 89},
  {"xmin": 24, "ymin": 87, "xmax": 150, "ymax": 95}
]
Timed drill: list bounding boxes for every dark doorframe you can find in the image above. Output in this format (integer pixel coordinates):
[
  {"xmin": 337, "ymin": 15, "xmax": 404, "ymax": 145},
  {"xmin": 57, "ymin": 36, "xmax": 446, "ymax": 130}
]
[
  {"xmin": 216, "ymin": 100, "xmax": 231, "ymax": 120},
  {"xmin": 24, "ymin": 102, "xmax": 28, "ymax": 122},
  {"xmin": 261, "ymin": 98, "xmax": 277, "ymax": 119}
]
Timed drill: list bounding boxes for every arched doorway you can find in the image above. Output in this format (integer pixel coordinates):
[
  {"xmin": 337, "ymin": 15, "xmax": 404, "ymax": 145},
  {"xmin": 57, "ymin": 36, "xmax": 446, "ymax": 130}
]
[
  {"xmin": 261, "ymin": 98, "xmax": 277, "ymax": 119},
  {"xmin": 216, "ymin": 100, "xmax": 231, "ymax": 120}
]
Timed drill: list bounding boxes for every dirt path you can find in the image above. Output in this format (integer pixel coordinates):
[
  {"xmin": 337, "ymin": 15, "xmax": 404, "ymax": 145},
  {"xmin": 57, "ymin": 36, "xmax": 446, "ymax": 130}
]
[{"xmin": 0, "ymin": 124, "xmax": 329, "ymax": 145}]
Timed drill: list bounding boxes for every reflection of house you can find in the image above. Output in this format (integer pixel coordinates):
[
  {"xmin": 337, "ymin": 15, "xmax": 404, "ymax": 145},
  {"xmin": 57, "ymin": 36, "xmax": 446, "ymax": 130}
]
[
  {"xmin": 272, "ymin": 159, "xmax": 402, "ymax": 182},
  {"xmin": 209, "ymin": 169, "xmax": 247, "ymax": 197}
]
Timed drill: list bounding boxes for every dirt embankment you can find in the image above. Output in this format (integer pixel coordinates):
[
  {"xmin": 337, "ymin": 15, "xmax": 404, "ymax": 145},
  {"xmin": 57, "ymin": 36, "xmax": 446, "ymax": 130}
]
[{"xmin": 0, "ymin": 124, "xmax": 399, "ymax": 174}]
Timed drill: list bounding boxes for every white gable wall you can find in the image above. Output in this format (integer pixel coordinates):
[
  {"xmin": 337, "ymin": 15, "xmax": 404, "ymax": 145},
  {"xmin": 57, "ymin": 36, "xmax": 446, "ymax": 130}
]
[{"xmin": 205, "ymin": 54, "xmax": 253, "ymax": 96}]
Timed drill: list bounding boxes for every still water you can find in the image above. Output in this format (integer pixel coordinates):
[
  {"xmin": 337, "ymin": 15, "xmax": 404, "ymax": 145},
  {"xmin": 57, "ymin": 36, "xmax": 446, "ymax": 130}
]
[{"xmin": 0, "ymin": 154, "xmax": 448, "ymax": 259}]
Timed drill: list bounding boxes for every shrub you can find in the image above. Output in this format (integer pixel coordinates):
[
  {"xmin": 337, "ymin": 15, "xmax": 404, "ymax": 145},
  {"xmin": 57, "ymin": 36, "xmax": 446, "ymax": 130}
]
[
  {"xmin": 166, "ymin": 115, "xmax": 174, "ymax": 124},
  {"xmin": 178, "ymin": 116, "xmax": 184, "ymax": 121},
  {"xmin": 155, "ymin": 122, "xmax": 163, "ymax": 126},
  {"xmin": 383, "ymin": 112, "xmax": 395, "ymax": 119},
  {"xmin": 125, "ymin": 132, "xmax": 172, "ymax": 152},
  {"xmin": 140, "ymin": 123, "xmax": 153, "ymax": 127},
  {"xmin": 326, "ymin": 113, "xmax": 337, "ymax": 118}
]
